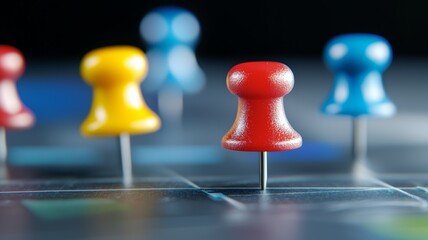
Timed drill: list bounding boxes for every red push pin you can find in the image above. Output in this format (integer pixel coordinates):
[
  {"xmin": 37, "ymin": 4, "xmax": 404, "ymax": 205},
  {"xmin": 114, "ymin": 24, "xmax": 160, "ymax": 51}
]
[
  {"xmin": 0, "ymin": 46, "xmax": 34, "ymax": 162},
  {"xmin": 222, "ymin": 62, "xmax": 302, "ymax": 190}
]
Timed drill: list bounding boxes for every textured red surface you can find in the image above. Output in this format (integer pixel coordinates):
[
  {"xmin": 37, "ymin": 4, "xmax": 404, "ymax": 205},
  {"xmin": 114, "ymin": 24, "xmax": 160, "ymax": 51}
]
[
  {"xmin": 0, "ymin": 45, "xmax": 34, "ymax": 129},
  {"xmin": 222, "ymin": 62, "xmax": 302, "ymax": 152}
]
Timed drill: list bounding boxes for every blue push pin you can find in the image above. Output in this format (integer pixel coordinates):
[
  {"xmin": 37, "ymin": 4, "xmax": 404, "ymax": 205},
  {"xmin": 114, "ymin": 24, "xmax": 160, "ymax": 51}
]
[
  {"xmin": 140, "ymin": 6, "xmax": 205, "ymax": 125},
  {"xmin": 322, "ymin": 33, "xmax": 396, "ymax": 173}
]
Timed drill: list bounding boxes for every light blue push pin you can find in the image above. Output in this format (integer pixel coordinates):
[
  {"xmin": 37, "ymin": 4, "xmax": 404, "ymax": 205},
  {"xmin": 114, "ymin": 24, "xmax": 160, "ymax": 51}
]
[
  {"xmin": 140, "ymin": 6, "xmax": 205, "ymax": 125},
  {"xmin": 322, "ymin": 33, "xmax": 396, "ymax": 173}
]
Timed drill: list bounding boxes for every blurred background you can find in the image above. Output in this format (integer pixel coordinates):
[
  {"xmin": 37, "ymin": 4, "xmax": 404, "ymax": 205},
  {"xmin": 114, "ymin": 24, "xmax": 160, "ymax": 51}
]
[{"xmin": 1, "ymin": 0, "xmax": 428, "ymax": 59}]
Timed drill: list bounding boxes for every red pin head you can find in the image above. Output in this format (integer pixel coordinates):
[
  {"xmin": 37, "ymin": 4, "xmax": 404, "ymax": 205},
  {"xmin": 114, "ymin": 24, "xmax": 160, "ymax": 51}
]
[
  {"xmin": 0, "ymin": 45, "xmax": 34, "ymax": 129},
  {"xmin": 0, "ymin": 46, "xmax": 25, "ymax": 80},
  {"xmin": 222, "ymin": 62, "xmax": 302, "ymax": 152}
]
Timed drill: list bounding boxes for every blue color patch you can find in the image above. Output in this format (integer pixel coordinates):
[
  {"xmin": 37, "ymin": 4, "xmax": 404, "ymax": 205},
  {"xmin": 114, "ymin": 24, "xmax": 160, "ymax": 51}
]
[
  {"xmin": 207, "ymin": 192, "xmax": 227, "ymax": 201},
  {"xmin": 9, "ymin": 147, "xmax": 102, "ymax": 168},
  {"xmin": 133, "ymin": 145, "xmax": 222, "ymax": 165},
  {"xmin": 22, "ymin": 199, "xmax": 126, "ymax": 220},
  {"xmin": 17, "ymin": 77, "xmax": 158, "ymax": 123}
]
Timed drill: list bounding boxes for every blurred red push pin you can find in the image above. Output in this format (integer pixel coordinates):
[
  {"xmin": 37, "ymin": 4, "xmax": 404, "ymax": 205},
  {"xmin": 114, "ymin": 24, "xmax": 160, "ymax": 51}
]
[
  {"xmin": 222, "ymin": 62, "xmax": 302, "ymax": 190},
  {"xmin": 0, "ymin": 46, "xmax": 35, "ymax": 162}
]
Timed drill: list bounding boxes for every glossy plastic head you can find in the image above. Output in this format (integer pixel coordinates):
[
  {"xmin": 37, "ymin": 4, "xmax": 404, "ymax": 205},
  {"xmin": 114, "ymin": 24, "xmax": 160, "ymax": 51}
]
[
  {"xmin": 140, "ymin": 6, "xmax": 205, "ymax": 94},
  {"xmin": 222, "ymin": 62, "xmax": 302, "ymax": 152},
  {"xmin": 80, "ymin": 46, "xmax": 160, "ymax": 137},
  {"xmin": 140, "ymin": 6, "xmax": 200, "ymax": 48},
  {"xmin": 81, "ymin": 46, "xmax": 148, "ymax": 87},
  {"xmin": 322, "ymin": 33, "xmax": 396, "ymax": 117},
  {"xmin": 227, "ymin": 62, "xmax": 294, "ymax": 98},
  {"xmin": 0, "ymin": 45, "xmax": 25, "ymax": 81},
  {"xmin": 0, "ymin": 45, "xmax": 34, "ymax": 129}
]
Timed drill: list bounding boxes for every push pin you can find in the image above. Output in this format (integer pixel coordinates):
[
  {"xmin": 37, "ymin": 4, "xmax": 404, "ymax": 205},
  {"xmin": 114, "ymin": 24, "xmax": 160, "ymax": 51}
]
[
  {"xmin": 80, "ymin": 46, "xmax": 161, "ymax": 186},
  {"xmin": 222, "ymin": 62, "xmax": 302, "ymax": 190},
  {"xmin": 0, "ymin": 45, "xmax": 35, "ymax": 162},
  {"xmin": 322, "ymin": 34, "xmax": 396, "ymax": 173},
  {"xmin": 140, "ymin": 6, "xmax": 205, "ymax": 126}
]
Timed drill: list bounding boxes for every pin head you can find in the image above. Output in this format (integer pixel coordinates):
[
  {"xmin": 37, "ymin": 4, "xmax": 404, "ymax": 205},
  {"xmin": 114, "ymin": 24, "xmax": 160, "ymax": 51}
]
[
  {"xmin": 140, "ymin": 6, "xmax": 200, "ymax": 48},
  {"xmin": 140, "ymin": 6, "xmax": 205, "ymax": 94},
  {"xmin": 0, "ymin": 45, "xmax": 25, "ymax": 81},
  {"xmin": 80, "ymin": 46, "xmax": 160, "ymax": 137},
  {"xmin": 324, "ymin": 34, "xmax": 392, "ymax": 73},
  {"xmin": 0, "ymin": 45, "xmax": 34, "ymax": 129},
  {"xmin": 223, "ymin": 62, "xmax": 302, "ymax": 152},
  {"xmin": 227, "ymin": 62, "xmax": 295, "ymax": 98},
  {"xmin": 81, "ymin": 46, "xmax": 148, "ymax": 87},
  {"xmin": 322, "ymin": 33, "xmax": 396, "ymax": 117}
]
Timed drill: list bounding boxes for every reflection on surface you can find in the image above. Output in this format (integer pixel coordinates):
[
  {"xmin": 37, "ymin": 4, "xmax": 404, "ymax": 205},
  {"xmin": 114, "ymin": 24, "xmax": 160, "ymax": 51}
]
[
  {"xmin": 0, "ymin": 175, "xmax": 424, "ymax": 239},
  {"xmin": 22, "ymin": 199, "xmax": 126, "ymax": 220},
  {"xmin": 371, "ymin": 215, "xmax": 428, "ymax": 240}
]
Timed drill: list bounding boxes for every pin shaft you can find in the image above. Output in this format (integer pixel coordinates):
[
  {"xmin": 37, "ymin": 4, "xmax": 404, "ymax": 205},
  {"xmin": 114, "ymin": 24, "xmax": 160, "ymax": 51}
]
[
  {"xmin": 0, "ymin": 128, "xmax": 7, "ymax": 163},
  {"xmin": 259, "ymin": 151, "xmax": 267, "ymax": 190},
  {"xmin": 119, "ymin": 133, "xmax": 133, "ymax": 186},
  {"xmin": 352, "ymin": 117, "xmax": 367, "ymax": 168},
  {"xmin": 158, "ymin": 88, "xmax": 183, "ymax": 127}
]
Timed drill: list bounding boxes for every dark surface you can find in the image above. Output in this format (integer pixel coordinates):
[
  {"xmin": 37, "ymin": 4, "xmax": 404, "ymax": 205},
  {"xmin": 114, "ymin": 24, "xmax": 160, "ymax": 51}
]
[{"xmin": 0, "ymin": 173, "xmax": 428, "ymax": 240}]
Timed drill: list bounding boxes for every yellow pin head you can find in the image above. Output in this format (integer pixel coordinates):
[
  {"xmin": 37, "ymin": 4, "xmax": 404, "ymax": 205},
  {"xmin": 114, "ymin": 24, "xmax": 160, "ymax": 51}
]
[
  {"xmin": 81, "ymin": 46, "xmax": 148, "ymax": 86},
  {"xmin": 80, "ymin": 46, "xmax": 161, "ymax": 137}
]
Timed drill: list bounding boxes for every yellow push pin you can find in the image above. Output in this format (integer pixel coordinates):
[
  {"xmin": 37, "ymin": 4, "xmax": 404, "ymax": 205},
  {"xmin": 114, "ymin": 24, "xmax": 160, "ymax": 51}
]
[{"xmin": 80, "ymin": 46, "xmax": 161, "ymax": 186}]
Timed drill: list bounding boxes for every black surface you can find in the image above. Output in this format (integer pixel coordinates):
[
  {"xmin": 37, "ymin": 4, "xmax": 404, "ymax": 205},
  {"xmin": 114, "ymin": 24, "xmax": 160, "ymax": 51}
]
[{"xmin": 0, "ymin": 173, "xmax": 427, "ymax": 240}]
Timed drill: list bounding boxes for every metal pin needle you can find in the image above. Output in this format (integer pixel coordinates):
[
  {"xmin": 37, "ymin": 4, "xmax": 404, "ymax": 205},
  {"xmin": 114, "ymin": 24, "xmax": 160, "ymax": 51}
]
[
  {"xmin": 352, "ymin": 117, "xmax": 368, "ymax": 173},
  {"xmin": 158, "ymin": 88, "xmax": 183, "ymax": 127},
  {"xmin": 259, "ymin": 151, "xmax": 267, "ymax": 191},
  {"xmin": 0, "ymin": 128, "xmax": 7, "ymax": 163},
  {"xmin": 119, "ymin": 133, "xmax": 133, "ymax": 187}
]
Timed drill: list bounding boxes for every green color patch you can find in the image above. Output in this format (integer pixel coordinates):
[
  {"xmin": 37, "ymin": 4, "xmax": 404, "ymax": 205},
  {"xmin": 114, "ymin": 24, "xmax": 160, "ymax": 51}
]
[{"xmin": 22, "ymin": 199, "xmax": 127, "ymax": 220}]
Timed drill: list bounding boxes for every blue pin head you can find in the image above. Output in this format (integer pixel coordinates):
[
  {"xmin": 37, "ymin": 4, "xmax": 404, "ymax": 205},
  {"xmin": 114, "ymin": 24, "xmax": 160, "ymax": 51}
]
[
  {"xmin": 139, "ymin": 6, "xmax": 205, "ymax": 94},
  {"xmin": 321, "ymin": 33, "xmax": 396, "ymax": 117},
  {"xmin": 140, "ymin": 6, "xmax": 200, "ymax": 49}
]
